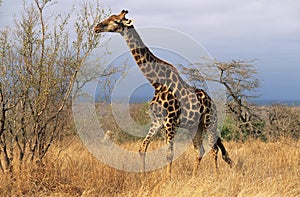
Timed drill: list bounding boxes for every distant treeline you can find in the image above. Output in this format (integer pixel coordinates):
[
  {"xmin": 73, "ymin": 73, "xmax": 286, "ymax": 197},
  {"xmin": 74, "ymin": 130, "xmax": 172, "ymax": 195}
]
[{"xmin": 96, "ymin": 95, "xmax": 300, "ymax": 106}]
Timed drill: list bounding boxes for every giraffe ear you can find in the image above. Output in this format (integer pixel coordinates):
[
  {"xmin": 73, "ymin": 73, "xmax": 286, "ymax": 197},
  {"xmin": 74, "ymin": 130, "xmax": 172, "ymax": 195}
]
[{"xmin": 119, "ymin": 10, "xmax": 129, "ymax": 19}]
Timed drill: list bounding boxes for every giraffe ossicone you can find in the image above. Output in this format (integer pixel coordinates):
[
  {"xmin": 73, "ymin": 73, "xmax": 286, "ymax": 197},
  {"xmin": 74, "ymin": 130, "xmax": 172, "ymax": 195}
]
[{"xmin": 94, "ymin": 10, "xmax": 233, "ymax": 176}]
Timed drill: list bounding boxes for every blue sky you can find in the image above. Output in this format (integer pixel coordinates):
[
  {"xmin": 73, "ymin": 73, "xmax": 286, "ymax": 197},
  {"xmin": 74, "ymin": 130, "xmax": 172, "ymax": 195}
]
[{"xmin": 1, "ymin": 0, "xmax": 299, "ymax": 100}]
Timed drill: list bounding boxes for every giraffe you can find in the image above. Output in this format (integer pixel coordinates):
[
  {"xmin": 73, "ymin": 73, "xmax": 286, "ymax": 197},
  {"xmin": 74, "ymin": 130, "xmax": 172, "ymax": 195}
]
[{"xmin": 94, "ymin": 10, "xmax": 233, "ymax": 177}]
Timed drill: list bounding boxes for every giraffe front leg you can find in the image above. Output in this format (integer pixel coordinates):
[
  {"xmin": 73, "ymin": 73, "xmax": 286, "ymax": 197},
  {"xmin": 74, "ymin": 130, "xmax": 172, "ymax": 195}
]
[
  {"xmin": 139, "ymin": 119, "xmax": 162, "ymax": 174},
  {"xmin": 138, "ymin": 141, "xmax": 147, "ymax": 175},
  {"xmin": 166, "ymin": 139, "xmax": 174, "ymax": 176}
]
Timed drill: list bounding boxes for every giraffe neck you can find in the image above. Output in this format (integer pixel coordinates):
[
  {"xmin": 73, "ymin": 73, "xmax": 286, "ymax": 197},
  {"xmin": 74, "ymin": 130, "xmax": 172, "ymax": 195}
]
[{"xmin": 121, "ymin": 27, "xmax": 176, "ymax": 86}]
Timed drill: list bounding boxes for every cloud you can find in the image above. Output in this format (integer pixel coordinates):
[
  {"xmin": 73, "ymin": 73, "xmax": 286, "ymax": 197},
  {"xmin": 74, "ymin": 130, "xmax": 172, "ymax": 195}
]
[
  {"xmin": 1, "ymin": 0, "xmax": 299, "ymax": 100},
  {"xmin": 2, "ymin": 0, "xmax": 299, "ymax": 40},
  {"xmin": 101, "ymin": 0, "xmax": 300, "ymax": 40}
]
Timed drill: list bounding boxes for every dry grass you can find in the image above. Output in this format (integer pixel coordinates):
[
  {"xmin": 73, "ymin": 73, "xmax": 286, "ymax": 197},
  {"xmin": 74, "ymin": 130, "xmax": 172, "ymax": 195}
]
[{"xmin": 0, "ymin": 138, "xmax": 299, "ymax": 196}]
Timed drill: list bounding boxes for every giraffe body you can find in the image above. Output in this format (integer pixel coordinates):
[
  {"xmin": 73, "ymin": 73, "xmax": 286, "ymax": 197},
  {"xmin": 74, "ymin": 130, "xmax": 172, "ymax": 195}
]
[{"xmin": 94, "ymin": 10, "xmax": 233, "ymax": 177}]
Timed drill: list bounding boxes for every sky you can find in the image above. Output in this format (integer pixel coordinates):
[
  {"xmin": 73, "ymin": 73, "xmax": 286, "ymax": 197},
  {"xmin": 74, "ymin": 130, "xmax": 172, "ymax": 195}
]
[{"xmin": 0, "ymin": 0, "xmax": 299, "ymax": 101}]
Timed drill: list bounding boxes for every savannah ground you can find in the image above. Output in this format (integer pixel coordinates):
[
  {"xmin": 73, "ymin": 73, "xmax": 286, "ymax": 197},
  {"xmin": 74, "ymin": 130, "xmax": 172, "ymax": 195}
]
[{"xmin": 0, "ymin": 137, "xmax": 299, "ymax": 196}]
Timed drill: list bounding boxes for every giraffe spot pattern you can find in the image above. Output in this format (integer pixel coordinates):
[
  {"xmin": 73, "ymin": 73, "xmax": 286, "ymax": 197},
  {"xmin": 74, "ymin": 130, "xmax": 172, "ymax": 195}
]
[{"xmin": 95, "ymin": 11, "xmax": 233, "ymax": 175}]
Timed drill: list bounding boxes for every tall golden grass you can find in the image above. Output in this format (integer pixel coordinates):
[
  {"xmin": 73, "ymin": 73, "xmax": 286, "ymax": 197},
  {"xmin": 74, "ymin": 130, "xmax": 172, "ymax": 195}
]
[{"xmin": 0, "ymin": 137, "xmax": 299, "ymax": 196}]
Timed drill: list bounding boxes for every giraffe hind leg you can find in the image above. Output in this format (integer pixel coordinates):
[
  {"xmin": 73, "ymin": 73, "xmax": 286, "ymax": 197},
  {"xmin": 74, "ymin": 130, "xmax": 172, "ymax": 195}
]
[
  {"xmin": 211, "ymin": 143, "xmax": 219, "ymax": 174},
  {"xmin": 192, "ymin": 126, "xmax": 204, "ymax": 177},
  {"xmin": 216, "ymin": 137, "xmax": 233, "ymax": 168}
]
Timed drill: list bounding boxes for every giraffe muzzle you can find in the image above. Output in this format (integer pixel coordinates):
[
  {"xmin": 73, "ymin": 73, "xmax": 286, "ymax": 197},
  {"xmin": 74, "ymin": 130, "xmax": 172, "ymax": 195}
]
[{"xmin": 94, "ymin": 25, "xmax": 101, "ymax": 33}]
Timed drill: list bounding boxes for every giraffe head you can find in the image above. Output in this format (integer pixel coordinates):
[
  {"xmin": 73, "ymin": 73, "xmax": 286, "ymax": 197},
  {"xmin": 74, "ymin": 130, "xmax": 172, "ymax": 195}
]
[{"xmin": 94, "ymin": 10, "xmax": 133, "ymax": 33}]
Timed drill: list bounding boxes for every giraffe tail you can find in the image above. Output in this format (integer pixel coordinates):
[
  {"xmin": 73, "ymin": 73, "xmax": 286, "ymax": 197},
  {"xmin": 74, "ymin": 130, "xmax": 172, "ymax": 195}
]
[{"xmin": 216, "ymin": 137, "xmax": 233, "ymax": 168}]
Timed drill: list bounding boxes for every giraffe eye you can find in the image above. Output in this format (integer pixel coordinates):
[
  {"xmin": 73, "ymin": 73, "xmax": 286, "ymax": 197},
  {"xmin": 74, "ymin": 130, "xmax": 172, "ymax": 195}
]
[{"xmin": 114, "ymin": 20, "xmax": 121, "ymax": 25}]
